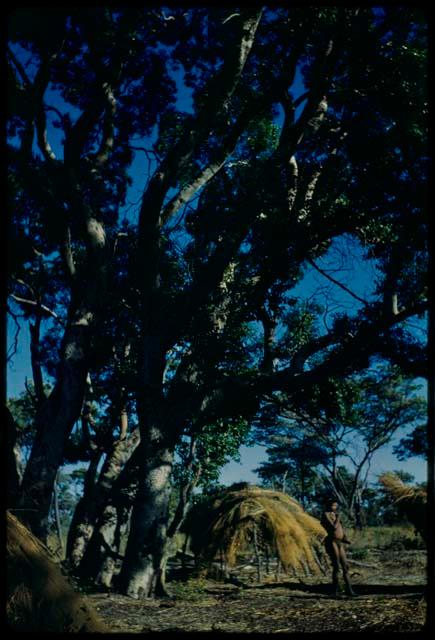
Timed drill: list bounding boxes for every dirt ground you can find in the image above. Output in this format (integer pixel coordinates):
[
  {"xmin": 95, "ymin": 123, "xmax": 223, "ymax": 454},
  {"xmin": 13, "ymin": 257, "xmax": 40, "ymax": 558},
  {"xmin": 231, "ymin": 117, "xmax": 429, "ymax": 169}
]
[{"xmin": 86, "ymin": 548, "xmax": 427, "ymax": 633}]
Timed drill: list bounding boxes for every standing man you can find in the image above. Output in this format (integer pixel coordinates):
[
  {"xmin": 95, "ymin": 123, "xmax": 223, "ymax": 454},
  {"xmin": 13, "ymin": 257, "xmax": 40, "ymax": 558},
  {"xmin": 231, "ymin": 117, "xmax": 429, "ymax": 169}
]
[{"xmin": 321, "ymin": 499, "xmax": 356, "ymax": 597}]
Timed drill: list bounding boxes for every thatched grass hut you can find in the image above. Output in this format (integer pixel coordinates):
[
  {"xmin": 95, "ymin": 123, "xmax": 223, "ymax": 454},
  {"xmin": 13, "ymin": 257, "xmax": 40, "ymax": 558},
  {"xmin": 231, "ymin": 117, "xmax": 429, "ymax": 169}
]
[
  {"xmin": 6, "ymin": 511, "xmax": 108, "ymax": 632},
  {"xmin": 188, "ymin": 484, "xmax": 327, "ymax": 578},
  {"xmin": 379, "ymin": 473, "xmax": 427, "ymax": 543}
]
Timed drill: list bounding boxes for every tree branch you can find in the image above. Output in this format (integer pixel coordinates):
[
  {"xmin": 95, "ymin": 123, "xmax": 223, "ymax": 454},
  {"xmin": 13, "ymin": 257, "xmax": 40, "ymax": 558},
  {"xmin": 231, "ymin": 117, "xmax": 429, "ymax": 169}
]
[
  {"xmin": 7, "ymin": 46, "xmax": 31, "ymax": 87},
  {"xmin": 258, "ymin": 307, "xmax": 277, "ymax": 373},
  {"xmin": 29, "ymin": 314, "xmax": 47, "ymax": 406},
  {"xmin": 307, "ymin": 258, "xmax": 369, "ymax": 306},
  {"xmin": 6, "ymin": 306, "xmax": 23, "ymax": 363},
  {"xmin": 94, "ymin": 82, "xmax": 117, "ymax": 166},
  {"xmin": 139, "ymin": 9, "xmax": 263, "ymax": 234},
  {"xmin": 9, "ymin": 294, "xmax": 63, "ymax": 323}
]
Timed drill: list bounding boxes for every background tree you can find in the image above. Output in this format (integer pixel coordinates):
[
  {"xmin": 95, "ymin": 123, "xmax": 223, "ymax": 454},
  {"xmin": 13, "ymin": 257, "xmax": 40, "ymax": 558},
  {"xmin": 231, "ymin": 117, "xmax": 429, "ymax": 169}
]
[{"xmin": 253, "ymin": 364, "xmax": 426, "ymax": 526}]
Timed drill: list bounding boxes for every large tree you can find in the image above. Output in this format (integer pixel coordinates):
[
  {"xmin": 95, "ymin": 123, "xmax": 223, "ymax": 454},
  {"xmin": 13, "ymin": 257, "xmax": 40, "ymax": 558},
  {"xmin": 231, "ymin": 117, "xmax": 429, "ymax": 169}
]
[{"xmin": 7, "ymin": 7, "xmax": 427, "ymax": 598}]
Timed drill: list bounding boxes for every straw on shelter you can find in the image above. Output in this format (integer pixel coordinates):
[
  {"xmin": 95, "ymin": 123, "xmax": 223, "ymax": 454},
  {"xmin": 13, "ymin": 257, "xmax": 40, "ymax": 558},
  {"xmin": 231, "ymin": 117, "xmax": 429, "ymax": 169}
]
[
  {"xmin": 379, "ymin": 472, "xmax": 427, "ymax": 543},
  {"xmin": 188, "ymin": 484, "xmax": 328, "ymax": 577}
]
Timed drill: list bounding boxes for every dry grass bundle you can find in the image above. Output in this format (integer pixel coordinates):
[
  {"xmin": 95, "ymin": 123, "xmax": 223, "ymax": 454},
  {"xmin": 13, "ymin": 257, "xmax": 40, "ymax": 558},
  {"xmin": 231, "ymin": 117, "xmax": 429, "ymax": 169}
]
[
  {"xmin": 6, "ymin": 511, "xmax": 108, "ymax": 632},
  {"xmin": 379, "ymin": 473, "xmax": 427, "ymax": 543},
  {"xmin": 191, "ymin": 485, "xmax": 327, "ymax": 575}
]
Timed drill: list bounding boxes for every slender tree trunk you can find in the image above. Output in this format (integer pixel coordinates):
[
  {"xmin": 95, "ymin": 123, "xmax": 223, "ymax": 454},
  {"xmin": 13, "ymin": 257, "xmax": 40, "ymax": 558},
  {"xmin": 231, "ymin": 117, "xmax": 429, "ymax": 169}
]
[
  {"xmin": 152, "ymin": 451, "xmax": 202, "ymax": 591},
  {"xmin": 282, "ymin": 469, "xmax": 288, "ymax": 494},
  {"xmin": 53, "ymin": 471, "xmax": 64, "ymax": 558},
  {"xmin": 300, "ymin": 465, "xmax": 306, "ymax": 508},
  {"xmin": 265, "ymin": 545, "xmax": 270, "ymax": 575},
  {"xmin": 253, "ymin": 525, "xmax": 262, "ymax": 582},
  {"xmin": 66, "ymin": 450, "xmax": 103, "ymax": 568},
  {"xmin": 6, "ymin": 407, "xmax": 23, "ymax": 509},
  {"xmin": 275, "ymin": 556, "xmax": 281, "ymax": 581},
  {"xmin": 29, "ymin": 313, "xmax": 46, "ymax": 406},
  {"xmin": 167, "ymin": 439, "xmax": 201, "ymax": 542},
  {"xmin": 80, "ymin": 505, "xmax": 119, "ymax": 584},
  {"xmin": 354, "ymin": 488, "xmax": 364, "ymax": 530}
]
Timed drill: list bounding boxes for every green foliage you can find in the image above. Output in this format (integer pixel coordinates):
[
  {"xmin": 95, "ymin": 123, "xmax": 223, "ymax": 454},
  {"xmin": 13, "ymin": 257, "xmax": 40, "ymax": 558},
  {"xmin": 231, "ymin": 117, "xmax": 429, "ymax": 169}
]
[
  {"xmin": 393, "ymin": 423, "xmax": 427, "ymax": 461},
  {"xmin": 240, "ymin": 117, "xmax": 280, "ymax": 157},
  {"xmin": 7, "ymin": 384, "xmax": 51, "ymax": 450},
  {"xmin": 173, "ymin": 416, "xmax": 250, "ymax": 493},
  {"xmin": 169, "ymin": 577, "xmax": 208, "ymax": 601}
]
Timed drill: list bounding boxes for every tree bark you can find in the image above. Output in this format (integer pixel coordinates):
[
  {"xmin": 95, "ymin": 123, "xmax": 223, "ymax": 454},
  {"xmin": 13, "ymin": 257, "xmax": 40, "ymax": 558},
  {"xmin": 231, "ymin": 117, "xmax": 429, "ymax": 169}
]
[
  {"xmin": 118, "ymin": 440, "xmax": 174, "ymax": 598},
  {"xmin": 29, "ymin": 313, "xmax": 46, "ymax": 406},
  {"xmin": 68, "ymin": 428, "xmax": 140, "ymax": 569},
  {"xmin": 79, "ymin": 505, "xmax": 119, "ymax": 584},
  {"xmin": 66, "ymin": 450, "xmax": 103, "ymax": 568},
  {"xmin": 52, "ymin": 471, "xmax": 64, "ymax": 558},
  {"xmin": 19, "ymin": 319, "xmax": 92, "ymax": 541},
  {"xmin": 6, "ymin": 407, "xmax": 23, "ymax": 509}
]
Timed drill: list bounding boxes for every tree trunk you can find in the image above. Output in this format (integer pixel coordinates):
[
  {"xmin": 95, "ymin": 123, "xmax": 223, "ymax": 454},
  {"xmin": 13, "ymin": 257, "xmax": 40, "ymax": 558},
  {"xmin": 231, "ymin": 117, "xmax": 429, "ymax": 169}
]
[
  {"xmin": 275, "ymin": 556, "xmax": 281, "ymax": 581},
  {"xmin": 67, "ymin": 428, "xmax": 140, "ymax": 569},
  {"xmin": 66, "ymin": 450, "xmax": 103, "ymax": 568},
  {"xmin": 118, "ymin": 442, "xmax": 174, "ymax": 599},
  {"xmin": 80, "ymin": 505, "xmax": 118, "ymax": 583},
  {"xmin": 18, "ymin": 201, "xmax": 108, "ymax": 542},
  {"xmin": 52, "ymin": 471, "xmax": 64, "ymax": 558},
  {"xmin": 18, "ymin": 320, "xmax": 91, "ymax": 541},
  {"xmin": 354, "ymin": 489, "xmax": 364, "ymax": 530},
  {"xmin": 265, "ymin": 545, "xmax": 270, "ymax": 575},
  {"xmin": 96, "ymin": 504, "xmax": 129, "ymax": 588},
  {"xmin": 29, "ymin": 314, "xmax": 46, "ymax": 407},
  {"xmin": 6, "ymin": 407, "xmax": 23, "ymax": 509},
  {"xmin": 253, "ymin": 525, "xmax": 262, "ymax": 582}
]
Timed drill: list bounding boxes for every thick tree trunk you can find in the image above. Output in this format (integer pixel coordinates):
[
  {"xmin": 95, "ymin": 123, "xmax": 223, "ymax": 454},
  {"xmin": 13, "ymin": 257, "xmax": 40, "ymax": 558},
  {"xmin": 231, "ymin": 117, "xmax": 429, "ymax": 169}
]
[
  {"xmin": 118, "ymin": 442, "xmax": 174, "ymax": 599},
  {"xmin": 86, "ymin": 477, "xmax": 135, "ymax": 587},
  {"xmin": 80, "ymin": 505, "xmax": 119, "ymax": 583},
  {"xmin": 68, "ymin": 428, "xmax": 140, "ymax": 570},
  {"xmin": 96, "ymin": 505, "xmax": 129, "ymax": 589},
  {"xmin": 18, "ymin": 320, "xmax": 91, "ymax": 541},
  {"xmin": 18, "ymin": 198, "xmax": 108, "ymax": 541}
]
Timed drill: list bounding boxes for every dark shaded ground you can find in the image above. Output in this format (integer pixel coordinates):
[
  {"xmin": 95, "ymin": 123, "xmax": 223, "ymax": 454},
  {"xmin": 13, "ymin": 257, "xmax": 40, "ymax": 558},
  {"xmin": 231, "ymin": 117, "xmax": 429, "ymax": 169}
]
[{"xmin": 86, "ymin": 548, "xmax": 427, "ymax": 633}]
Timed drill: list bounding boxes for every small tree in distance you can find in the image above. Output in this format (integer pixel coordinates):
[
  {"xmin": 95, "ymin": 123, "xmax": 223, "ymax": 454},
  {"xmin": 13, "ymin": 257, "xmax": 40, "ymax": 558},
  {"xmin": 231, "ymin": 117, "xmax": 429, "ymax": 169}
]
[{"xmin": 253, "ymin": 363, "xmax": 426, "ymax": 527}]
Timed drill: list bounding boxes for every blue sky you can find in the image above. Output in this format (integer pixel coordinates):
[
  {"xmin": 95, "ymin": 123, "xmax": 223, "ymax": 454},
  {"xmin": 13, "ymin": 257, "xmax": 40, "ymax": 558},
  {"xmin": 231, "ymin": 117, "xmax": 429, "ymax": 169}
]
[{"xmin": 7, "ymin": 27, "xmax": 427, "ymax": 489}]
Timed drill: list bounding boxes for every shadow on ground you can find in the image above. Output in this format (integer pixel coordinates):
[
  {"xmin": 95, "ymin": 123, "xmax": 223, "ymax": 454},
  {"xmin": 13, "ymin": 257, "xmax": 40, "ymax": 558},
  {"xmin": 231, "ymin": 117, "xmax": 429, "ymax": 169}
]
[{"xmin": 226, "ymin": 580, "xmax": 426, "ymax": 598}]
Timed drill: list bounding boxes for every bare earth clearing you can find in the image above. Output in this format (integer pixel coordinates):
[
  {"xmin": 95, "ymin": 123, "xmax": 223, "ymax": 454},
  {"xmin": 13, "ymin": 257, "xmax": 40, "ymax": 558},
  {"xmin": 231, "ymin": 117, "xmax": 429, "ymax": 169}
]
[{"xmin": 85, "ymin": 548, "xmax": 427, "ymax": 633}]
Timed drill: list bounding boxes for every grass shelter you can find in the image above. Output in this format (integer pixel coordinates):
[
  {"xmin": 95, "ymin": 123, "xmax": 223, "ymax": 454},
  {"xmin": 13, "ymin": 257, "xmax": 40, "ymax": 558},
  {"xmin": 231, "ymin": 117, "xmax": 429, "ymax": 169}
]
[{"xmin": 187, "ymin": 483, "xmax": 328, "ymax": 580}]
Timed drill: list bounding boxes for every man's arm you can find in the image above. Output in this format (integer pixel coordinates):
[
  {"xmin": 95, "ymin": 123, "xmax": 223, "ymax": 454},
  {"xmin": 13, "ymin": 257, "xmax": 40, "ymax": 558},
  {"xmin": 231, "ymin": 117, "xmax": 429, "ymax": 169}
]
[{"xmin": 321, "ymin": 511, "xmax": 337, "ymax": 532}]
